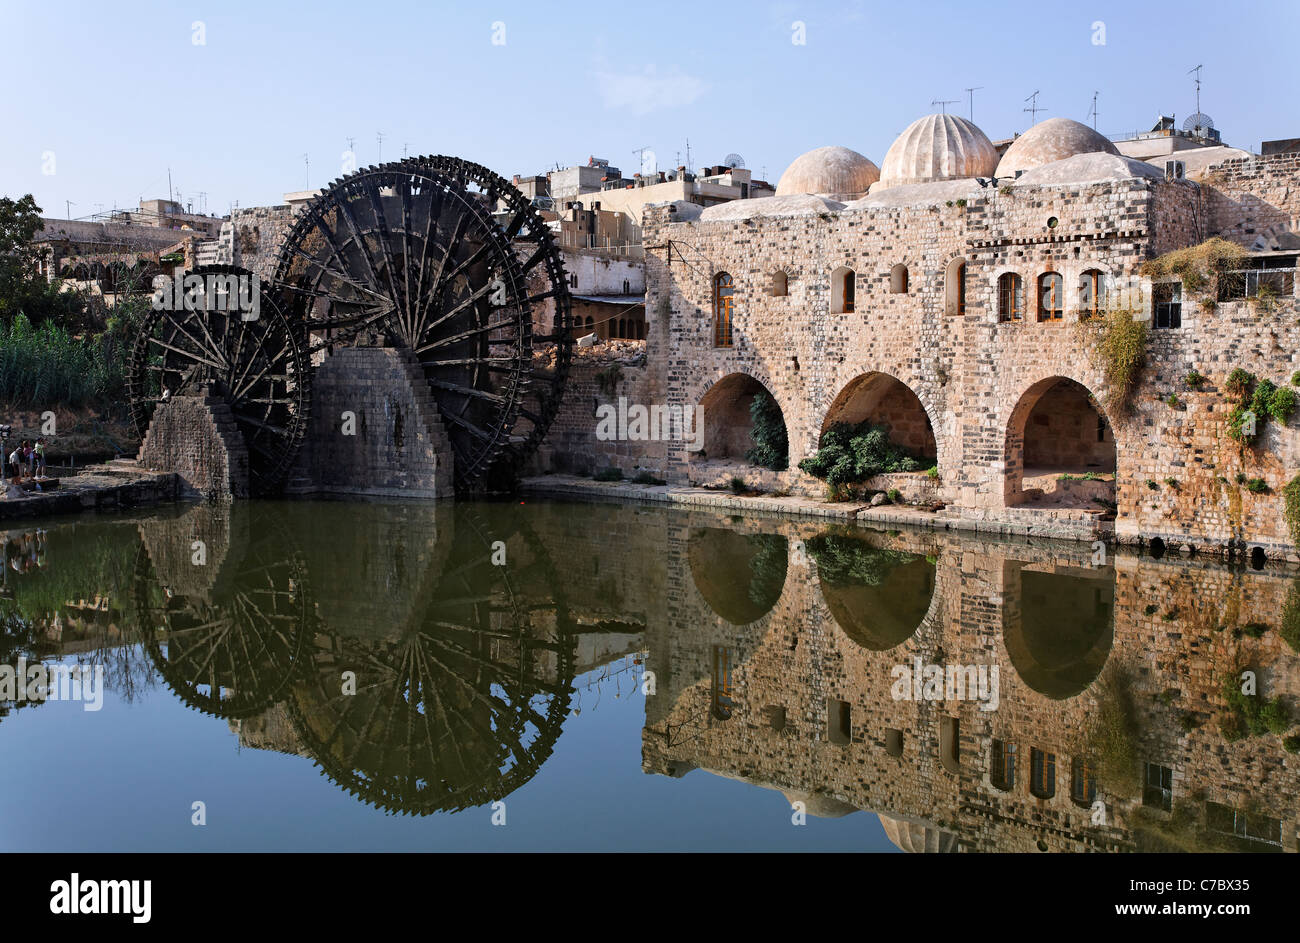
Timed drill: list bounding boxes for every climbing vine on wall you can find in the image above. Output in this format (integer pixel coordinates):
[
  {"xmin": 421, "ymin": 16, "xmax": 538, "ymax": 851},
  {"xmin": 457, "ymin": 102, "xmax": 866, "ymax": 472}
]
[
  {"xmin": 1141, "ymin": 237, "xmax": 1248, "ymax": 294},
  {"xmin": 1075, "ymin": 308, "xmax": 1147, "ymax": 415}
]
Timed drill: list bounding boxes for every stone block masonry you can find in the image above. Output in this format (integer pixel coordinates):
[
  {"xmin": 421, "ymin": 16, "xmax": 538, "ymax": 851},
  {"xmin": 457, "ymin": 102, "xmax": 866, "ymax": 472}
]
[
  {"xmin": 287, "ymin": 346, "xmax": 454, "ymax": 499},
  {"xmin": 137, "ymin": 392, "xmax": 249, "ymax": 501}
]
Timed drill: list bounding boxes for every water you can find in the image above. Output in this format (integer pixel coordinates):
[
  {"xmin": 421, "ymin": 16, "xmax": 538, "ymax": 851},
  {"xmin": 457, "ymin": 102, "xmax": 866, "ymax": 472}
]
[{"xmin": 0, "ymin": 498, "xmax": 1296, "ymax": 852}]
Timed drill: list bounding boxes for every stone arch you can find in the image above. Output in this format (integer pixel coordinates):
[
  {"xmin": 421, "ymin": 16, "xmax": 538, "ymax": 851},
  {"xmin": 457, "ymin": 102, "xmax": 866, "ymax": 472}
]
[
  {"xmin": 1001, "ymin": 561, "xmax": 1114, "ymax": 700},
  {"xmin": 687, "ymin": 527, "xmax": 789, "ymax": 626},
  {"xmin": 831, "ymin": 264, "xmax": 856, "ymax": 314},
  {"xmin": 1003, "ymin": 375, "xmax": 1115, "ymax": 508},
  {"xmin": 695, "ymin": 371, "xmax": 789, "ymax": 468},
  {"xmin": 806, "ymin": 530, "xmax": 938, "ymax": 651},
  {"xmin": 820, "ymin": 371, "xmax": 937, "ymax": 463},
  {"xmin": 769, "ymin": 268, "xmax": 790, "ymax": 297},
  {"xmin": 889, "ymin": 262, "xmax": 910, "ymax": 294}
]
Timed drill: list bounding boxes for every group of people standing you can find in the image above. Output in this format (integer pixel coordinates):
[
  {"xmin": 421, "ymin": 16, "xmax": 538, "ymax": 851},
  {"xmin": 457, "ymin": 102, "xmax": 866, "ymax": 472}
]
[{"xmin": 4, "ymin": 438, "xmax": 48, "ymax": 497}]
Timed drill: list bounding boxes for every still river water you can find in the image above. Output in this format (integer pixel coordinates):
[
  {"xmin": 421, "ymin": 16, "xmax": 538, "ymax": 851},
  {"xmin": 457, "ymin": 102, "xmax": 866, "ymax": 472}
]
[{"xmin": 1, "ymin": 498, "xmax": 1297, "ymax": 852}]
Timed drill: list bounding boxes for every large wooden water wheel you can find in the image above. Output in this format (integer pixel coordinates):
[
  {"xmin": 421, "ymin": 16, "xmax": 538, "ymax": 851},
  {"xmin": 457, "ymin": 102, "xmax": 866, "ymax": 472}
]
[{"xmin": 272, "ymin": 157, "xmax": 572, "ymax": 490}]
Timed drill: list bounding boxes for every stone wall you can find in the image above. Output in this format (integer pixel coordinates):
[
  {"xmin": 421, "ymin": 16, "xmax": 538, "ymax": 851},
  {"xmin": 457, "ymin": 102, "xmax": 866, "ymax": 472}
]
[
  {"xmin": 136, "ymin": 392, "xmax": 249, "ymax": 500},
  {"xmin": 287, "ymin": 346, "xmax": 454, "ymax": 499}
]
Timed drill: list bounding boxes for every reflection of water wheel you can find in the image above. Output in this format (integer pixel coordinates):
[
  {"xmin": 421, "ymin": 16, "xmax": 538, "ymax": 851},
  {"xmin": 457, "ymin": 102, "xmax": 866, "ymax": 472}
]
[
  {"xmin": 134, "ymin": 516, "xmax": 313, "ymax": 719},
  {"xmin": 126, "ymin": 264, "xmax": 311, "ymax": 495},
  {"xmin": 286, "ymin": 509, "xmax": 575, "ymax": 815},
  {"xmin": 273, "ymin": 158, "xmax": 572, "ymax": 490}
]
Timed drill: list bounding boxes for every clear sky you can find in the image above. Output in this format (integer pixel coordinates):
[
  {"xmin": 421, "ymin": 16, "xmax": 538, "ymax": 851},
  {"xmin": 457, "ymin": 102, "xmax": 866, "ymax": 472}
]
[{"xmin": 3, "ymin": 0, "xmax": 1297, "ymax": 220}]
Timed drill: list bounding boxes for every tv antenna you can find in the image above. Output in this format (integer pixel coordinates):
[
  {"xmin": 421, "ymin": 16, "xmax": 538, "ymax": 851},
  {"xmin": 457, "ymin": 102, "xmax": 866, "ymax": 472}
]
[
  {"xmin": 632, "ymin": 145, "xmax": 653, "ymax": 174},
  {"xmin": 932, "ymin": 98, "xmax": 958, "ymax": 115},
  {"xmin": 376, "ymin": 130, "xmax": 384, "ymax": 163},
  {"xmin": 1188, "ymin": 64, "xmax": 1203, "ymax": 113},
  {"xmin": 1024, "ymin": 90, "xmax": 1046, "ymax": 124},
  {"xmin": 302, "ymin": 153, "xmax": 310, "ymax": 189},
  {"xmin": 1088, "ymin": 91, "xmax": 1100, "ymax": 130},
  {"xmin": 403, "ymin": 142, "xmax": 412, "ymax": 159},
  {"xmin": 964, "ymin": 86, "xmax": 984, "ymax": 122}
]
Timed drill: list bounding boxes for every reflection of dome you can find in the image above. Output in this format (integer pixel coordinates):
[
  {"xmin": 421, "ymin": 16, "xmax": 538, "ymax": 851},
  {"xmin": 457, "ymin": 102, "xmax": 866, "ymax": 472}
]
[
  {"xmin": 776, "ymin": 146, "xmax": 880, "ymax": 200},
  {"xmin": 996, "ymin": 118, "xmax": 1120, "ymax": 179},
  {"xmin": 783, "ymin": 790, "xmax": 860, "ymax": 818},
  {"xmin": 879, "ymin": 813, "xmax": 959, "ymax": 852},
  {"xmin": 876, "ymin": 114, "xmax": 998, "ymax": 190}
]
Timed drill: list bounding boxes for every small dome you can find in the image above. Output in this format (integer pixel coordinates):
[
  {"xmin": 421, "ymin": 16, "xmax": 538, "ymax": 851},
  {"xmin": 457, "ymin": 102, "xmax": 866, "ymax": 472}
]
[
  {"xmin": 776, "ymin": 146, "xmax": 880, "ymax": 201},
  {"xmin": 996, "ymin": 118, "xmax": 1120, "ymax": 178},
  {"xmin": 878, "ymin": 813, "xmax": 960, "ymax": 853},
  {"xmin": 876, "ymin": 114, "xmax": 999, "ymax": 190}
]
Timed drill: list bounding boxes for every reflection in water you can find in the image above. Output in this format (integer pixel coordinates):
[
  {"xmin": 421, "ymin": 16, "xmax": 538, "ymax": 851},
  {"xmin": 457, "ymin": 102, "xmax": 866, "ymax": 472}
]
[
  {"xmin": 807, "ymin": 532, "xmax": 935, "ymax": 650},
  {"xmin": 1005, "ymin": 567, "xmax": 1114, "ymax": 700},
  {"xmin": 3, "ymin": 500, "xmax": 1300, "ymax": 851},
  {"xmin": 688, "ymin": 528, "xmax": 787, "ymax": 625}
]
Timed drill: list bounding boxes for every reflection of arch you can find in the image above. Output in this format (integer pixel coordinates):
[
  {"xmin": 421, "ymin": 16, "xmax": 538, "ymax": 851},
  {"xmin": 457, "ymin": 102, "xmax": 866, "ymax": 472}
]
[
  {"xmin": 698, "ymin": 372, "xmax": 788, "ymax": 464},
  {"xmin": 1004, "ymin": 376, "xmax": 1115, "ymax": 506},
  {"xmin": 1003, "ymin": 563, "xmax": 1114, "ymax": 699},
  {"xmin": 821, "ymin": 372, "xmax": 936, "ymax": 461},
  {"xmin": 807, "ymin": 532, "xmax": 934, "ymax": 650},
  {"xmin": 687, "ymin": 527, "xmax": 787, "ymax": 625}
]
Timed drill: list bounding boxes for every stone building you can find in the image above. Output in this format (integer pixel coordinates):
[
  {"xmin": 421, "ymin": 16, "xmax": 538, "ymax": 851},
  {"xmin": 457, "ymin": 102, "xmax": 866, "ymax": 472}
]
[{"xmin": 589, "ymin": 112, "xmax": 1300, "ymax": 559}]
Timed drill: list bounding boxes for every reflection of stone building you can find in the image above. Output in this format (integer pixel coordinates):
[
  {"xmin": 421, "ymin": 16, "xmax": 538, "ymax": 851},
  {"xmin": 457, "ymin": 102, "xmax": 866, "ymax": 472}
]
[{"xmin": 644, "ymin": 507, "xmax": 1300, "ymax": 852}]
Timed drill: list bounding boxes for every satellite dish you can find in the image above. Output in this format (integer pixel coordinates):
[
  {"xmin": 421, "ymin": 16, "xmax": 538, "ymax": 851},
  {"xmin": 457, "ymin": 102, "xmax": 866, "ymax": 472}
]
[
  {"xmin": 723, "ymin": 153, "xmax": 746, "ymax": 170},
  {"xmin": 1182, "ymin": 112, "xmax": 1215, "ymax": 133}
]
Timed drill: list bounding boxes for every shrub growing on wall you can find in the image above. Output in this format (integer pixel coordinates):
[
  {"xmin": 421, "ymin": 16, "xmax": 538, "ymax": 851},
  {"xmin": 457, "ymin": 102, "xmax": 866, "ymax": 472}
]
[
  {"xmin": 1076, "ymin": 308, "xmax": 1147, "ymax": 415},
  {"xmin": 746, "ymin": 389, "xmax": 789, "ymax": 471},
  {"xmin": 798, "ymin": 420, "xmax": 922, "ymax": 485},
  {"xmin": 1141, "ymin": 237, "xmax": 1248, "ymax": 294}
]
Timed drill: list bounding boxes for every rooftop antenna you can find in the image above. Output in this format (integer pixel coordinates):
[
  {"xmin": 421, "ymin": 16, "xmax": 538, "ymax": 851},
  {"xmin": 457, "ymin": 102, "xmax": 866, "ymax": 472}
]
[
  {"xmin": 1188, "ymin": 64, "xmax": 1203, "ymax": 114},
  {"xmin": 167, "ymin": 167, "xmax": 173, "ymax": 204},
  {"xmin": 964, "ymin": 86, "xmax": 984, "ymax": 122},
  {"xmin": 632, "ymin": 145, "xmax": 652, "ymax": 174},
  {"xmin": 685, "ymin": 138, "xmax": 692, "ymax": 174},
  {"xmin": 66, "ymin": 200, "xmax": 75, "ymax": 220},
  {"xmin": 932, "ymin": 98, "xmax": 958, "ymax": 115},
  {"xmin": 376, "ymin": 130, "xmax": 384, "ymax": 163},
  {"xmin": 302, "ymin": 153, "xmax": 310, "ymax": 189},
  {"xmin": 403, "ymin": 141, "xmax": 412, "ymax": 159},
  {"xmin": 1024, "ymin": 90, "xmax": 1046, "ymax": 124},
  {"xmin": 1088, "ymin": 91, "xmax": 1100, "ymax": 130}
]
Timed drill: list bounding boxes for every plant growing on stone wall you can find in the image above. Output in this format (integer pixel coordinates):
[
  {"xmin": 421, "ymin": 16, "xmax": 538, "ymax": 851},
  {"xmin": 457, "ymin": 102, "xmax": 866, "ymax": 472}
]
[
  {"xmin": 1184, "ymin": 369, "xmax": 1204, "ymax": 389},
  {"xmin": 1166, "ymin": 393, "xmax": 1181, "ymax": 409},
  {"xmin": 798, "ymin": 420, "xmax": 922, "ymax": 487},
  {"xmin": 887, "ymin": 488, "xmax": 902, "ymax": 503},
  {"xmin": 1283, "ymin": 475, "xmax": 1300, "ymax": 550},
  {"xmin": 594, "ymin": 364, "xmax": 623, "ymax": 396},
  {"xmin": 1245, "ymin": 478, "xmax": 1268, "ymax": 493},
  {"xmin": 1076, "ymin": 308, "xmax": 1147, "ymax": 414},
  {"xmin": 1141, "ymin": 237, "xmax": 1248, "ymax": 295},
  {"xmin": 746, "ymin": 389, "xmax": 789, "ymax": 471},
  {"xmin": 1220, "ymin": 673, "xmax": 1290, "ymax": 739},
  {"xmin": 1292, "ymin": 371, "xmax": 1300, "ymax": 387}
]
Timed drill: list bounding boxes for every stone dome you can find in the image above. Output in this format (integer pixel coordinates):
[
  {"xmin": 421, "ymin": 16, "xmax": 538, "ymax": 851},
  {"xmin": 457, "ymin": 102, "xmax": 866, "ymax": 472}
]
[
  {"xmin": 876, "ymin": 114, "xmax": 999, "ymax": 190},
  {"xmin": 996, "ymin": 117, "xmax": 1120, "ymax": 178},
  {"xmin": 775, "ymin": 146, "xmax": 880, "ymax": 201},
  {"xmin": 878, "ymin": 813, "xmax": 960, "ymax": 852}
]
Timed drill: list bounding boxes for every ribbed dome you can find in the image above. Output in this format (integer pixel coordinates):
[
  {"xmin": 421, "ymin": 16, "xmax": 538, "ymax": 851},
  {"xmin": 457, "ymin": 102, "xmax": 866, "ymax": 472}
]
[
  {"xmin": 878, "ymin": 813, "xmax": 960, "ymax": 853},
  {"xmin": 876, "ymin": 114, "xmax": 999, "ymax": 190},
  {"xmin": 775, "ymin": 146, "xmax": 880, "ymax": 201},
  {"xmin": 996, "ymin": 117, "xmax": 1120, "ymax": 178}
]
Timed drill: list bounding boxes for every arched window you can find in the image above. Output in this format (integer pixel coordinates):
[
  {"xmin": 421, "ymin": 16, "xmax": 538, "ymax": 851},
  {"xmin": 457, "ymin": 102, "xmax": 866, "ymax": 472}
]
[
  {"xmin": 584, "ymin": 315, "xmax": 593, "ymax": 329},
  {"xmin": 940, "ymin": 716, "xmax": 960, "ymax": 773},
  {"xmin": 944, "ymin": 258, "xmax": 966, "ymax": 316},
  {"xmin": 998, "ymin": 273, "xmax": 1023, "ymax": 321},
  {"xmin": 991, "ymin": 739, "xmax": 1017, "ymax": 791},
  {"xmin": 890, "ymin": 263, "xmax": 909, "ymax": 294},
  {"xmin": 771, "ymin": 270, "xmax": 788, "ymax": 297},
  {"xmin": 711, "ymin": 645, "xmax": 735, "ymax": 720},
  {"xmin": 1080, "ymin": 269, "xmax": 1106, "ymax": 319},
  {"xmin": 1071, "ymin": 758, "xmax": 1097, "ymax": 805},
  {"xmin": 1030, "ymin": 747, "xmax": 1056, "ymax": 798},
  {"xmin": 713, "ymin": 272, "xmax": 735, "ymax": 347},
  {"xmin": 831, "ymin": 266, "xmax": 855, "ymax": 314},
  {"xmin": 1037, "ymin": 272, "xmax": 1064, "ymax": 322}
]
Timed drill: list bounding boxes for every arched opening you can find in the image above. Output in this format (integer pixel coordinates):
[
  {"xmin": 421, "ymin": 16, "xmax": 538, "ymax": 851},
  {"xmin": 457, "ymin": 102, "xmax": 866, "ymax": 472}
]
[
  {"xmin": 807, "ymin": 532, "xmax": 934, "ymax": 650},
  {"xmin": 770, "ymin": 270, "xmax": 788, "ymax": 297},
  {"xmin": 696, "ymin": 373, "xmax": 788, "ymax": 471},
  {"xmin": 1004, "ymin": 377, "xmax": 1115, "ymax": 509},
  {"xmin": 831, "ymin": 266, "xmax": 855, "ymax": 314},
  {"xmin": 944, "ymin": 258, "xmax": 966, "ymax": 316},
  {"xmin": 1037, "ymin": 272, "xmax": 1063, "ymax": 322},
  {"xmin": 1030, "ymin": 748, "xmax": 1057, "ymax": 799},
  {"xmin": 1003, "ymin": 562, "xmax": 1114, "ymax": 699},
  {"xmin": 713, "ymin": 272, "xmax": 734, "ymax": 347},
  {"xmin": 890, "ymin": 263, "xmax": 909, "ymax": 294},
  {"xmin": 998, "ymin": 272, "xmax": 1023, "ymax": 321},
  {"xmin": 1080, "ymin": 269, "xmax": 1106, "ymax": 319},
  {"xmin": 939, "ymin": 716, "xmax": 960, "ymax": 773},
  {"xmin": 711, "ymin": 645, "xmax": 736, "ymax": 720},
  {"xmin": 688, "ymin": 528, "xmax": 788, "ymax": 625},
  {"xmin": 821, "ymin": 373, "xmax": 936, "ymax": 462}
]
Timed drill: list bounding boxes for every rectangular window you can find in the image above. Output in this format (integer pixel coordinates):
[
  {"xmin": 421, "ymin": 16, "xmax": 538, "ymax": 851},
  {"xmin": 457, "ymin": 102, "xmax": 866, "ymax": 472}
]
[
  {"xmin": 1143, "ymin": 762, "xmax": 1173, "ymax": 811},
  {"xmin": 1153, "ymin": 282, "xmax": 1182, "ymax": 329},
  {"xmin": 1030, "ymin": 747, "xmax": 1056, "ymax": 798},
  {"xmin": 1206, "ymin": 801, "xmax": 1282, "ymax": 846},
  {"xmin": 827, "ymin": 698, "xmax": 851, "ymax": 745},
  {"xmin": 1219, "ymin": 257, "xmax": 1296, "ymax": 301}
]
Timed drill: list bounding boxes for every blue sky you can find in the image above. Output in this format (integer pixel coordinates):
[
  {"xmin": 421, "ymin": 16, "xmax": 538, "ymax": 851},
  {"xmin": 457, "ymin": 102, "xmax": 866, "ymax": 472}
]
[{"xmin": 2, "ymin": 0, "xmax": 1297, "ymax": 219}]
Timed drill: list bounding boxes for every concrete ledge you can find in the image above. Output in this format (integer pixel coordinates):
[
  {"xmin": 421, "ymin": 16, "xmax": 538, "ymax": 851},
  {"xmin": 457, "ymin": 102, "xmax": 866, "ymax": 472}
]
[{"xmin": 0, "ymin": 464, "xmax": 179, "ymax": 522}]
